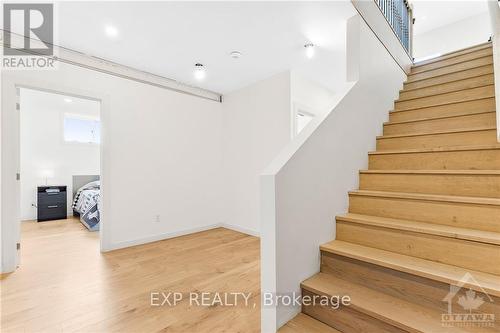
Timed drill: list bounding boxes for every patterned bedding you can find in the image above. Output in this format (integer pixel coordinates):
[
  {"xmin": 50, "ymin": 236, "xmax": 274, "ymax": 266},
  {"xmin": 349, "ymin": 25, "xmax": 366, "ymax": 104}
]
[{"xmin": 72, "ymin": 181, "xmax": 100, "ymax": 231}]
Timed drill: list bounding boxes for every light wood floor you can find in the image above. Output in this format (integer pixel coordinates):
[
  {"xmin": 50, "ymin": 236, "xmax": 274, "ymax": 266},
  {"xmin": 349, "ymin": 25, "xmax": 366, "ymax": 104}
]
[{"xmin": 1, "ymin": 218, "xmax": 260, "ymax": 332}]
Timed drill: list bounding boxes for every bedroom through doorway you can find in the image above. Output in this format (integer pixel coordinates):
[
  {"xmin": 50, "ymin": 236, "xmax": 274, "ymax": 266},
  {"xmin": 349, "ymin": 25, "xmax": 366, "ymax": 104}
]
[{"xmin": 19, "ymin": 87, "xmax": 102, "ymax": 256}]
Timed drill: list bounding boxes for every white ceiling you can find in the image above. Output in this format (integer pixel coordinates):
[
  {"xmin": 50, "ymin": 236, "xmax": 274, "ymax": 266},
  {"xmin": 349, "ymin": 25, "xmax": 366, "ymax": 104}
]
[
  {"xmin": 56, "ymin": 1, "xmax": 355, "ymax": 94},
  {"xmin": 412, "ymin": 0, "xmax": 489, "ymax": 36}
]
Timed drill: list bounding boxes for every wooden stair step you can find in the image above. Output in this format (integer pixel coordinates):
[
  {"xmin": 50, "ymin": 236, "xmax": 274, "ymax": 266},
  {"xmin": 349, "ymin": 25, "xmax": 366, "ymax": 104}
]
[
  {"xmin": 319, "ymin": 240, "xmax": 500, "ymax": 298},
  {"xmin": 389, "ymin": 97, "xmax": 495, "ymax": 122},
  {"xmin": 348, "ymin": 190, "xmax": 500, "ymax": 232},
  {"xmin": 394, "ymin": 85, "xmax": 495, "ymax": 111},
  {"xmin": 336, "ymin": 213, "xmax": 500, "ymax": 275},
  {"xmin": 368, "ymin": 144, "xmax": 500, "ymax": 170},
  {"xmin": 321, "ymin": 250, "xmax": 500, "ymax": 325},
  {"xmin": 407, "ymin": 56, "xmax": 493, "ymax": 83},
  {"xmin": 383, "ymin": 111, "xmax": 495, "ymax": 135},
  {"xmin": 359, "ymin": 169, "xmax": 500, "ymax": 198},
  {"xmin": 302, "ymin": 272, "xmax": 472, "ymax": 333},
  {"xmin": 399, "ymin": 73, "xmax": 494, "ymax": 101},
  {"xmin": 411, "ymin": 46, "xmax": 492, "ymax": 74},
  {"xmin": 336, "ymin": 213, "xmax": 500, "ymax": 245},
  {"xmin": 413, "ymin": 42, "xmax": 492, "ymax": 67},
  {"xmin": 404, "ymin": 64, "xmax": 493, "ymax": 90},
  {"xmin": 278, "ymin": 313, "xmax": 342, "ymax": 333},
  {"xmin": 376, "ymin": 127, "xmax": 498, "ymax": 150}
]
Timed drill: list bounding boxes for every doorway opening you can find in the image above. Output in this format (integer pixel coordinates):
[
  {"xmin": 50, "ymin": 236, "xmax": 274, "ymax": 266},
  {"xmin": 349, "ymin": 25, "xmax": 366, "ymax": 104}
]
[{"xmin": 19, "ymin": 87, "xmax": 102, "ymax": 260}]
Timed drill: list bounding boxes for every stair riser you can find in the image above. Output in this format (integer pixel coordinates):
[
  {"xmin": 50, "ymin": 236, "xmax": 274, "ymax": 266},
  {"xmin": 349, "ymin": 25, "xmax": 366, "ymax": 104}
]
[
  {"xmin": 407, "ymin": 56, "xmax": 493, "ymax": 82},
  {"xmin": 389, "ymin": 98, "xmax": 495, "ymax": 122},
  {"xmin": 399, "ymin": 74, "xmax": 494, "ymax": 101},
  {"xmin": 377, "ymin": 130, "xmax": 498, "ymax": 150},
  {"xmin": 415, "ymin": 43, "xmax": 491, "ymax": 66},
  {"xmin": 336, "ymin": 222, "xmax": 500, "ymax": 275},
  {"xmin": 359, "ymin": 173, "xmax": 500, "ymax": 198},
  {"xmin": 321, "ymin": 252, "xmax": 500, "ymax": 316},
  {"xmin": 412, "ymin": 47, "xmax": 493, "ymax": 74},
  {"xmin": 369, "ymin": 149, "xmax": 500, "ymax": 170},
  {"xmin": 384, "ymin": 112, "xmax": 495, "ymax": 136},
  {"xmin": 404, "ymin": 65, "xmax": 493, "ymax": 90},
  {"xmin": 301, "ymin": 289, "xmax": 406, "ymax": 333},
  {"xmin": 348, "ymin": 194, "xmax": 500, "ymax": 232},
  {"xmin": 394, "ymin": 85, "xmax": 494, "ymax": 111}
]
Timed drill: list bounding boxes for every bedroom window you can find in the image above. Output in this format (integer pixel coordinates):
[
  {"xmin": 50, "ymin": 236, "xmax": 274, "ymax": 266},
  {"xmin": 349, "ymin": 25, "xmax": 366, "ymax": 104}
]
[{"xmin": 64, "ymin": 114, "xmax": 100, "ymax": 144}]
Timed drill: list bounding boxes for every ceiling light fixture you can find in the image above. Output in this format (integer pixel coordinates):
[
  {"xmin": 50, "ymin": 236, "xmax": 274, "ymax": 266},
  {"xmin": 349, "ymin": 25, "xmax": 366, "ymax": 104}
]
[
  {"xmin": 194, "ymin": 63, "xmax": 206, "ymax": 80},
  {"xmin": 64, "ymin": 98, "xmax": 73, "ymax": 103},
  {"xmin": 304, "ymin": 43, "xmax": 315, "ymax": 59},
  {"xmin": 230, "ymin": 51, "xmax": 242, "ymax": 59},
  {"xmin": 105, "ymin": 24, "xmax": 119, "ymax": 38}
]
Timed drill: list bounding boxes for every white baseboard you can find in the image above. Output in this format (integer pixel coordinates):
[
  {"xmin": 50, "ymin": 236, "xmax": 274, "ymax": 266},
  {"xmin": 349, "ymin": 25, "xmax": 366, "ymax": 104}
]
[
  {"xmin": 102, "ymin": 223, "xmax": 223, "ymax": 252},
  {"xmin": 221, "ymin": 223, "xmax": 260, "ymax": 237},
  {"xmin": 103, "ymin": 222, "xmax": 260, "ymax": 252}
]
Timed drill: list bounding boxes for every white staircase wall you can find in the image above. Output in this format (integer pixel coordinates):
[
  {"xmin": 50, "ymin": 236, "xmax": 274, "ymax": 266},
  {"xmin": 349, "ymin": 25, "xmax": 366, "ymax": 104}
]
[{"xmin": 260, "ymin": 14, "xmax": 407, "ymax": 332}]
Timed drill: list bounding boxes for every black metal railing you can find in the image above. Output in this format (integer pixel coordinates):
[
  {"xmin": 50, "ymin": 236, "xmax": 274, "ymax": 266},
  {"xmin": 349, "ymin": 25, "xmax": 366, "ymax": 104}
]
[{"xmin": 375, "ymin": 0, "xmax": 413, "ymax": 55}]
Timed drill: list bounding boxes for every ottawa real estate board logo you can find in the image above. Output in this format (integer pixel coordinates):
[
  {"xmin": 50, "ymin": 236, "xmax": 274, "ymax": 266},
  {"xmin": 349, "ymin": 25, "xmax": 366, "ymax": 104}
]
[
  {"xmin": 442, "ymin": 273, "xmax": 495, "ymax": 328},
  {"xmin": 2, "ymin": 3, "xmax": 56, "ymax": 69}
]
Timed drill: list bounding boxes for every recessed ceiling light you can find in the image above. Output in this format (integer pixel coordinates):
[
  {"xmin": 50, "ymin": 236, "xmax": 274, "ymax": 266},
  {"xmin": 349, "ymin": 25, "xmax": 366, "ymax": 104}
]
[
  {"xmin": 194, "ymin": 63, "xmax": 206, "ymax": 80},
  {"xmin": 304, "ymin": 43, "xmax": 315, "ymax": 59},
  {"xmin": 230, "ymin": 51, "xmax": 242, "ymax": 59},
  {"xmin": 421, "ymin": 15, "xmax": 428, "ymax": 20},
  {"xmin": 64, "ymin": 98, "xmax": 73, "ymax": 103},
  {"xmin": 105, "ymin": 25, "xmax": 119, "ymax": 38}
]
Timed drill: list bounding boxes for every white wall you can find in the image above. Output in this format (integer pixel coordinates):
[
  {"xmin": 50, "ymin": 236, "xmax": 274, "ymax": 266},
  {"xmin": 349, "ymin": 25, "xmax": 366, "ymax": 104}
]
[
  {"xmin": 260, "ymin": 14, "xmax": 406, "ymax": 332},
  {"xmin": 414, "ymin": 12, "xmax": 492, "ymax": 60},
  {"xmin": 221, "ymin": 71, "xmax": 339, "ymax": 236},
  {"xmin": 222, "ymin": 72, "xmax": 292, "ymax": 236},
  {"xmin": 2, "ymin": 57, "xmax": 225, "ymax": 272},
  {"xmin": 20, "ymin": 89, "xmax": 100, "ymax": 220},
  {"xmin": 488, "ymin": 0, "xmax": 500, "ymax": 142},
  {"xmin": 291, "ymin": 72, "xmax": 337, "ymax": 117}
]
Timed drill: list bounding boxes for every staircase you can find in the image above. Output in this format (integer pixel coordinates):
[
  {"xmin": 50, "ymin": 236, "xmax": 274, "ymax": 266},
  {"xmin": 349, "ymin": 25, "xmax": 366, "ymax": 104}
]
[{"xmin": 287, "ymin": 42, "xmax": 500, "ymax": 332}]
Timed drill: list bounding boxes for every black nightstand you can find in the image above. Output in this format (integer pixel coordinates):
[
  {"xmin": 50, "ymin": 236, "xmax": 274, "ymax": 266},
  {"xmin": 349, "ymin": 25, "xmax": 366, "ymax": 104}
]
[{"xmin": 37, "ymin": 186, "xmax": 67, "ymax": 222}]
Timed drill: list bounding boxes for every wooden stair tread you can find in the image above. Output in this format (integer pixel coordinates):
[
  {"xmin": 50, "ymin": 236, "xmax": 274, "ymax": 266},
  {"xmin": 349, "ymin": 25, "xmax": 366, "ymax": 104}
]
[
  {"xmin": 384, "ymin": 111, "xmax": 495, "ymax": 126},
  {"xmin": 319, "ymin": 241, "xmax": 500, "ymax": 298},
  {"xmin": 377, "ymin": 127, "xmax": 496, "ymax": 139},
  {"xmin": 410, "ymin": 48, "xmax": 493, "ymax": 75},
  {"xmin": 278, "ymin": 313, "xmax": 342, "ymax": 333},
  {"xmin": 368, "ymin": 144, "xmax": 500, "ymax": 155},
  {"xmin": 389, "ymin": 96, "xmax": 494, "ymax": 114},
  {"xmin": 336, "ymin": 213, "xmax": 500, "ymax": 245},
  {"xmin": 404, "ymin": 65, "xmax": 494, "ymax": 91},
  {"xmin": 394, "ymin": 85, "xmax": 495, "ymax": 110},
  {"xmin": 413, "ymin": 42, "xmax": 492, "ymax": 67},
  {"xmin": 394, "ymin": 95, "xmax": 495, "ymax": 112},
  {"xmin": 408, "ymin": 55, "xmax": 493, "ymax": 79},
  {"xmin": 398, "ymin": 82, "xmax": 494, "ymax": 102},
  {"xmin": 401, "ymin": 72, "xmax": 493, "ymax": 94},
  {"xmin": 302, "ymin": 273, "xmax": 471, "ymax": 333},
  {"xmin": 360, "ymin": 169, "xmax": 500, "ymax": 175},
  {"xmin": 349, "ymin": 190, "xmax": 500, "ymax": 206}
]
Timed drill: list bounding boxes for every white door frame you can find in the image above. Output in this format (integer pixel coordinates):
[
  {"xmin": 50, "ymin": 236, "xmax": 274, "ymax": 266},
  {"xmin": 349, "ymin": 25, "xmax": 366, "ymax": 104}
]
[{"xmin": 1, "ymin": 76, "xmax": 112, "ymax": 273}]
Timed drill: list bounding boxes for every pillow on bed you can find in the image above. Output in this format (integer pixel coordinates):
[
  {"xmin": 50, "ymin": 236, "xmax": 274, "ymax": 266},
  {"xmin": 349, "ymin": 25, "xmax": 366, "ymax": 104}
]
[{"xmin": 79, "ymin": 180, "xmax": 100, "ymax": 192}]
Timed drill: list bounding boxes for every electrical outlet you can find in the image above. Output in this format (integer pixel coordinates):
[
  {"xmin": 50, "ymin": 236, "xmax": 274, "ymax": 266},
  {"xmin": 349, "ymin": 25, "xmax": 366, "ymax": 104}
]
[{"xmin": 154, "ymin": 215, "xmax": 161, "ymax": 223}]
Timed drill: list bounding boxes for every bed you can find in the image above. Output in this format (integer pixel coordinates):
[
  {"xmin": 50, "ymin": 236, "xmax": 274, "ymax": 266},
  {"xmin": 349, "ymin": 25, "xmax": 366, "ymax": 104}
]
[{"xmin": 72, "ymin": 175, "xmax": 100, "ymax": 231}]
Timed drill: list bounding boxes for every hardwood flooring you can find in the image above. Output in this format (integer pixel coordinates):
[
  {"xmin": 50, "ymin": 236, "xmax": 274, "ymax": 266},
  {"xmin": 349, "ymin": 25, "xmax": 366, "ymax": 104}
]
[{"xmin": 1, "ymin": 218, "xmax": 260, "ymax": 332}]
